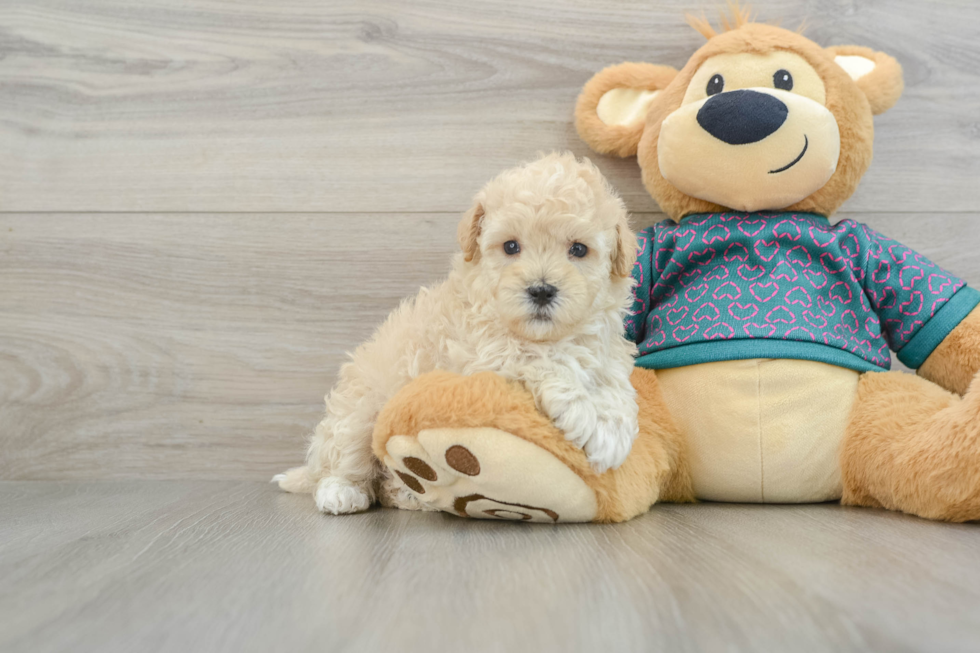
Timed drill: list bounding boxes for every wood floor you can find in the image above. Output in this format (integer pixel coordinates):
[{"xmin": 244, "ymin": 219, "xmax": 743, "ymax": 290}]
[
  {"xmin": 1, "ymin": 0, "xmax": 979, "ymax": 651},
  {"xmin": 2, "ymin": 482, "xmax": 980, "ymax": 653}
]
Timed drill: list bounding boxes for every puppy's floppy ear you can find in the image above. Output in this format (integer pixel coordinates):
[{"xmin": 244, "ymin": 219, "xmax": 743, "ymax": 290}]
[
  {"xmin": 457, "ymin": 199, "xmax": 486, "ymax": 262},
  {"xmin": 826, "ymin": 46, "xmax": 904, "ymax": 115},
  {"xmin": 611, "ymin": 221, "xmax": 638, "ymax": 278},
  {"xmin": 573, "ymin": 155, "xmax": 637, "ymax": 277},
  {"xmin": 576, "ymin": 62, "xmax": 678, "ymax": 158}
]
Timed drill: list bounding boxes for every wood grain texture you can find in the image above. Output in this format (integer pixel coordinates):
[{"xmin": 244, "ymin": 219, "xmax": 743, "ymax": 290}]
[
  {"xmin": 2, "ymin": 3, "xmax": 979, "ymax": 649},
  {"xmin": 1, "ymin": 481, "xmax": 978, "ymax": 653},
  {"xmin": 0, "ymin": 213, "xmax": 458, "ymax": 479},
  {"xmin": 1, "ymin": 0, "xmax": 979, "ymax": 213},
  {"xmin": 2, "ymin": 212, "xmax": 978, "ymax": 479}
]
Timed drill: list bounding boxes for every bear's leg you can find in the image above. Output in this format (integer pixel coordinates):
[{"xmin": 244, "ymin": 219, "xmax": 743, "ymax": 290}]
[
  {"xmin": 372, "ymin": 368, "xmax": 692, "ymax": 523},
  {"xmin": 840, "ymin": 370, "xmax": 980, "ymax": 522}
]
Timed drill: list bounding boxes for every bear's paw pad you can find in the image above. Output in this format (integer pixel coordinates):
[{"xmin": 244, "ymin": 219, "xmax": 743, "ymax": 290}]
[{"xmin": 383, "ymin": 427, "xmax": 597, "ymax": 523}]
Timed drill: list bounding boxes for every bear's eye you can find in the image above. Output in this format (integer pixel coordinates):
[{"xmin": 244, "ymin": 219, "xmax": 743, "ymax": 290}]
[
  {"xmin": 569, "ymin": 242, "xmax": 588, "ymax": 258},
  {"xmin": 774, "ymin": 69, "xmax": 794, "ymax": 91},
  {"xmin": 706, "ymin": 74, "xmax": 725, "ymax": 96},
  {"xmin": 503, "ymin": 240, "xmax": 521, "ymax": 255}
]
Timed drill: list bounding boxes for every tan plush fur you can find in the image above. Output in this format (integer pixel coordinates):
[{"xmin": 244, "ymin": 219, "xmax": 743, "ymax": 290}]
[
  {"xmin": 640, "ymin": 25, "xmax": 875, "ymax": 219},
  {"xmin": 626, "ymin": 368, "xmax": 695, "ymax": 508},
  {"xmin": 686, "ymin": 2, "xmax": 754, "ymax": 40},
  {"xmin": 575, "ymin": 15, "xmax": 902, "ymax": 219},
  {"xmin": 842, "ymin": 370, "xmax": 980, "ymax": 522},
  {"xmin": 825, "ymin": 45, "xmax": 904, "ymax": 115},
  {"xmin": 919, "ymin": 307, "xmax": 980, "ymax": 396},
  {"xmin": 372, "ymin": 368, "xmax": 693, "ymax": 522},
  {"xmin": 575, "ymin": 63, "xmax": 678, "ymax": 158}
]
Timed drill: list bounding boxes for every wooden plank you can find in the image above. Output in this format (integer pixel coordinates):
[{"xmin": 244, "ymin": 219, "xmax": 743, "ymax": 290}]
[
  {"xmin": 0, "ymin": 213, "xmax": 458, "ymax": 479},
  {"xmin": 0, "ymin": 0, "xmax": 979, "ymax": 213},
  {"xmin": 1, "ymin": 482, "xmax": 979, "ymax": 653},
  {"xmin": 1, "ymin": 212, "xmax": 978, "ymax": 480}
]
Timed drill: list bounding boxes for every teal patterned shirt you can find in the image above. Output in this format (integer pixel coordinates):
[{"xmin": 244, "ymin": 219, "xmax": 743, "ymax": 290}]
[{"xmin": 627, "ymin": 212, "xmax": 980, "ymax": 372}]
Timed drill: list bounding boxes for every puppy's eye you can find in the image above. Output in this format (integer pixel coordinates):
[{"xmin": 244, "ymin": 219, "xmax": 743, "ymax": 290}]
[
  {"xmin": 706, "ymin": 74, "xmax": 724, "ymax": 96},
  {"xmin": 569, "ymin": 242, "xmax": 588, "ymax": 258},
  {"xmin": 774, "ymin": 69, "xmax": 793, "ymax": 91},
  {"xmin": 503, "ymin": 240, "xmax": 521, "ymax": 255}
]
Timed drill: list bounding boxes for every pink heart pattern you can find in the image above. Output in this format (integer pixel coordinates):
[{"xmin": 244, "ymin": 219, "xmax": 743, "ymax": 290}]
[{"xmin": 627, "ymin": 214, "xmax": 971, "ymax": 370}]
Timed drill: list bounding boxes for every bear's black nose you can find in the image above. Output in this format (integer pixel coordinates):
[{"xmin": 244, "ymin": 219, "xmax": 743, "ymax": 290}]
[
  {"xmin": 527, "ymin": 283, "xmax": 558, "ymax": 307},
  {"xmin": 696, "ymin": 89, "xmax": 788, "ymax": 145}
]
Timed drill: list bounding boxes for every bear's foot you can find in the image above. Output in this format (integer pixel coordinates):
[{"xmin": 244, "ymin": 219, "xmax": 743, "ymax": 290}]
[
  {"xmin": 382, "ymin": 426, "xmax": 598, "ymax": 523},
  {"xmin": 842, "ymin": 370, "xmax": 980, "ymax": 522}
]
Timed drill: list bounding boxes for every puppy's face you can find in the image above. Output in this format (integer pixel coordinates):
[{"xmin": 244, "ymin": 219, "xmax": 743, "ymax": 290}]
[
  {"xmin": 458, "ymin": 155, "xmax": 635, "ymax": 342},
  {"xmin": 479, "ymin": 206, "xmax": 613, "ymax": 341}
]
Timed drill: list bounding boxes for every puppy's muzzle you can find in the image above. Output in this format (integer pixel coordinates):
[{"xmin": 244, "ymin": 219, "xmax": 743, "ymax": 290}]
[{"xmin": 527, "ymin": 283, "xmax": 559, "ymax": 307}]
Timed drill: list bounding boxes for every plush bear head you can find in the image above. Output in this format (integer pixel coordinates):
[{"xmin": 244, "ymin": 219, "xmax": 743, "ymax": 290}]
[{"xmin": 575, "ymin": 5, "xmax": 904, "ymax": 220}]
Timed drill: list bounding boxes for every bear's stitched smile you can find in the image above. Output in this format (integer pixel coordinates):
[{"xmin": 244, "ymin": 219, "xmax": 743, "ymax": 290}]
[{"xmin": 769, "ymin": 135, "xmax": 809, "ymax": 174}]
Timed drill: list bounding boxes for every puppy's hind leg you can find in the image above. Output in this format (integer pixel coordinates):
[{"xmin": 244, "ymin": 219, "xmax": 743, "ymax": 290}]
[
  {"xmin": 279, "ymin": 364, "xmax": 388, "ymax": 514},
  {"xmin": 273, "ymin": 416, "xmax": 374, "ymax": 514},
  {"xmin": 273, "ymin": 456, "xmax": 374, "ymax": 515},
  {"xmin": 279, "ymin": 288, "xmax": 437, "ymax": 514},
  {"xmin": 306, "ymin": 404, "xmax": 378, "ymax": 515}
]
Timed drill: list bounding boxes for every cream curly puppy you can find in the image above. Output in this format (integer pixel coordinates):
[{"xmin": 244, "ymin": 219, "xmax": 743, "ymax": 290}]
[{"xmin": 275, "ymin": 152, "xmax": 640, "ymax": 514}]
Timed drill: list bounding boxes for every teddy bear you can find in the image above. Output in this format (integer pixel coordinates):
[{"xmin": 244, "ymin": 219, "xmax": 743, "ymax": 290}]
[{"xmin": 368, "ymin": 6, "xmax": 980, "ymax": 523}]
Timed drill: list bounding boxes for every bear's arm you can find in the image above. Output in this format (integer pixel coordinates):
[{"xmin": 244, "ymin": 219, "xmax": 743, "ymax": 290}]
[
  {"xmin": 857, "ymin": 223, "xmax": 980, "ymax": 385},
  {"xmin": 918, "ymin": 306, "xmax": 980, "ymax": 395}
]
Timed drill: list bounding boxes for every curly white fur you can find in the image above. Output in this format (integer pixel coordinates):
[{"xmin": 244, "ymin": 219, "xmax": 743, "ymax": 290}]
[{"xmin": 274, "ymin": 153, "xmax": 640, "ymax": 514}]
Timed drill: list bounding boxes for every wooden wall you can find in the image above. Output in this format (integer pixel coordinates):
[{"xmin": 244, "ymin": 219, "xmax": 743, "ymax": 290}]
[{"xmin": 2, "ymin": 0, "xmax": 978, "ymax": 479}]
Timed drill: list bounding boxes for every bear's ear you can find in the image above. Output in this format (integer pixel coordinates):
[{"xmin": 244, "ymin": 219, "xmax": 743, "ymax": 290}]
[
  {"xmin": 826, "ymin": 46, "xmax": 904, "ymax": 115},
  {"xmin": 575, "ymin": 62, "xmax": 678, "ymax": 158}
]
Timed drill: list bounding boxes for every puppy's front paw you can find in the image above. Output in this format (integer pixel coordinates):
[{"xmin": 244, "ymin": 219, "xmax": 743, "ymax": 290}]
[
  {"xmin": 551, "ymin": 401, "xmax": 599, "ymax": 450},
  {"xmin": 583, "ymin": 418, "xmax": 638, "ymax": 474},
  {"xmin": 314, "ymin": 477, "xmax": 371, "ymax": 514}
]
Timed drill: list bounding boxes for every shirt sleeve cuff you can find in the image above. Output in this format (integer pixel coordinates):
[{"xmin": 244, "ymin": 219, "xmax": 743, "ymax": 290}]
[{"xmin": 896, "ymin": 286, "xmax": 980, "ymax": 369}]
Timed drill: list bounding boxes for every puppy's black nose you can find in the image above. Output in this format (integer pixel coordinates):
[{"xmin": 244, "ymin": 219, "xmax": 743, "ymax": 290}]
[
  {"xmin": 696, "ymin": 89, "xmax": 788, "ymax": 145},
  {"xmin": 527, "ymin": 283, "xmax": 558, "ymax": 307}
]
